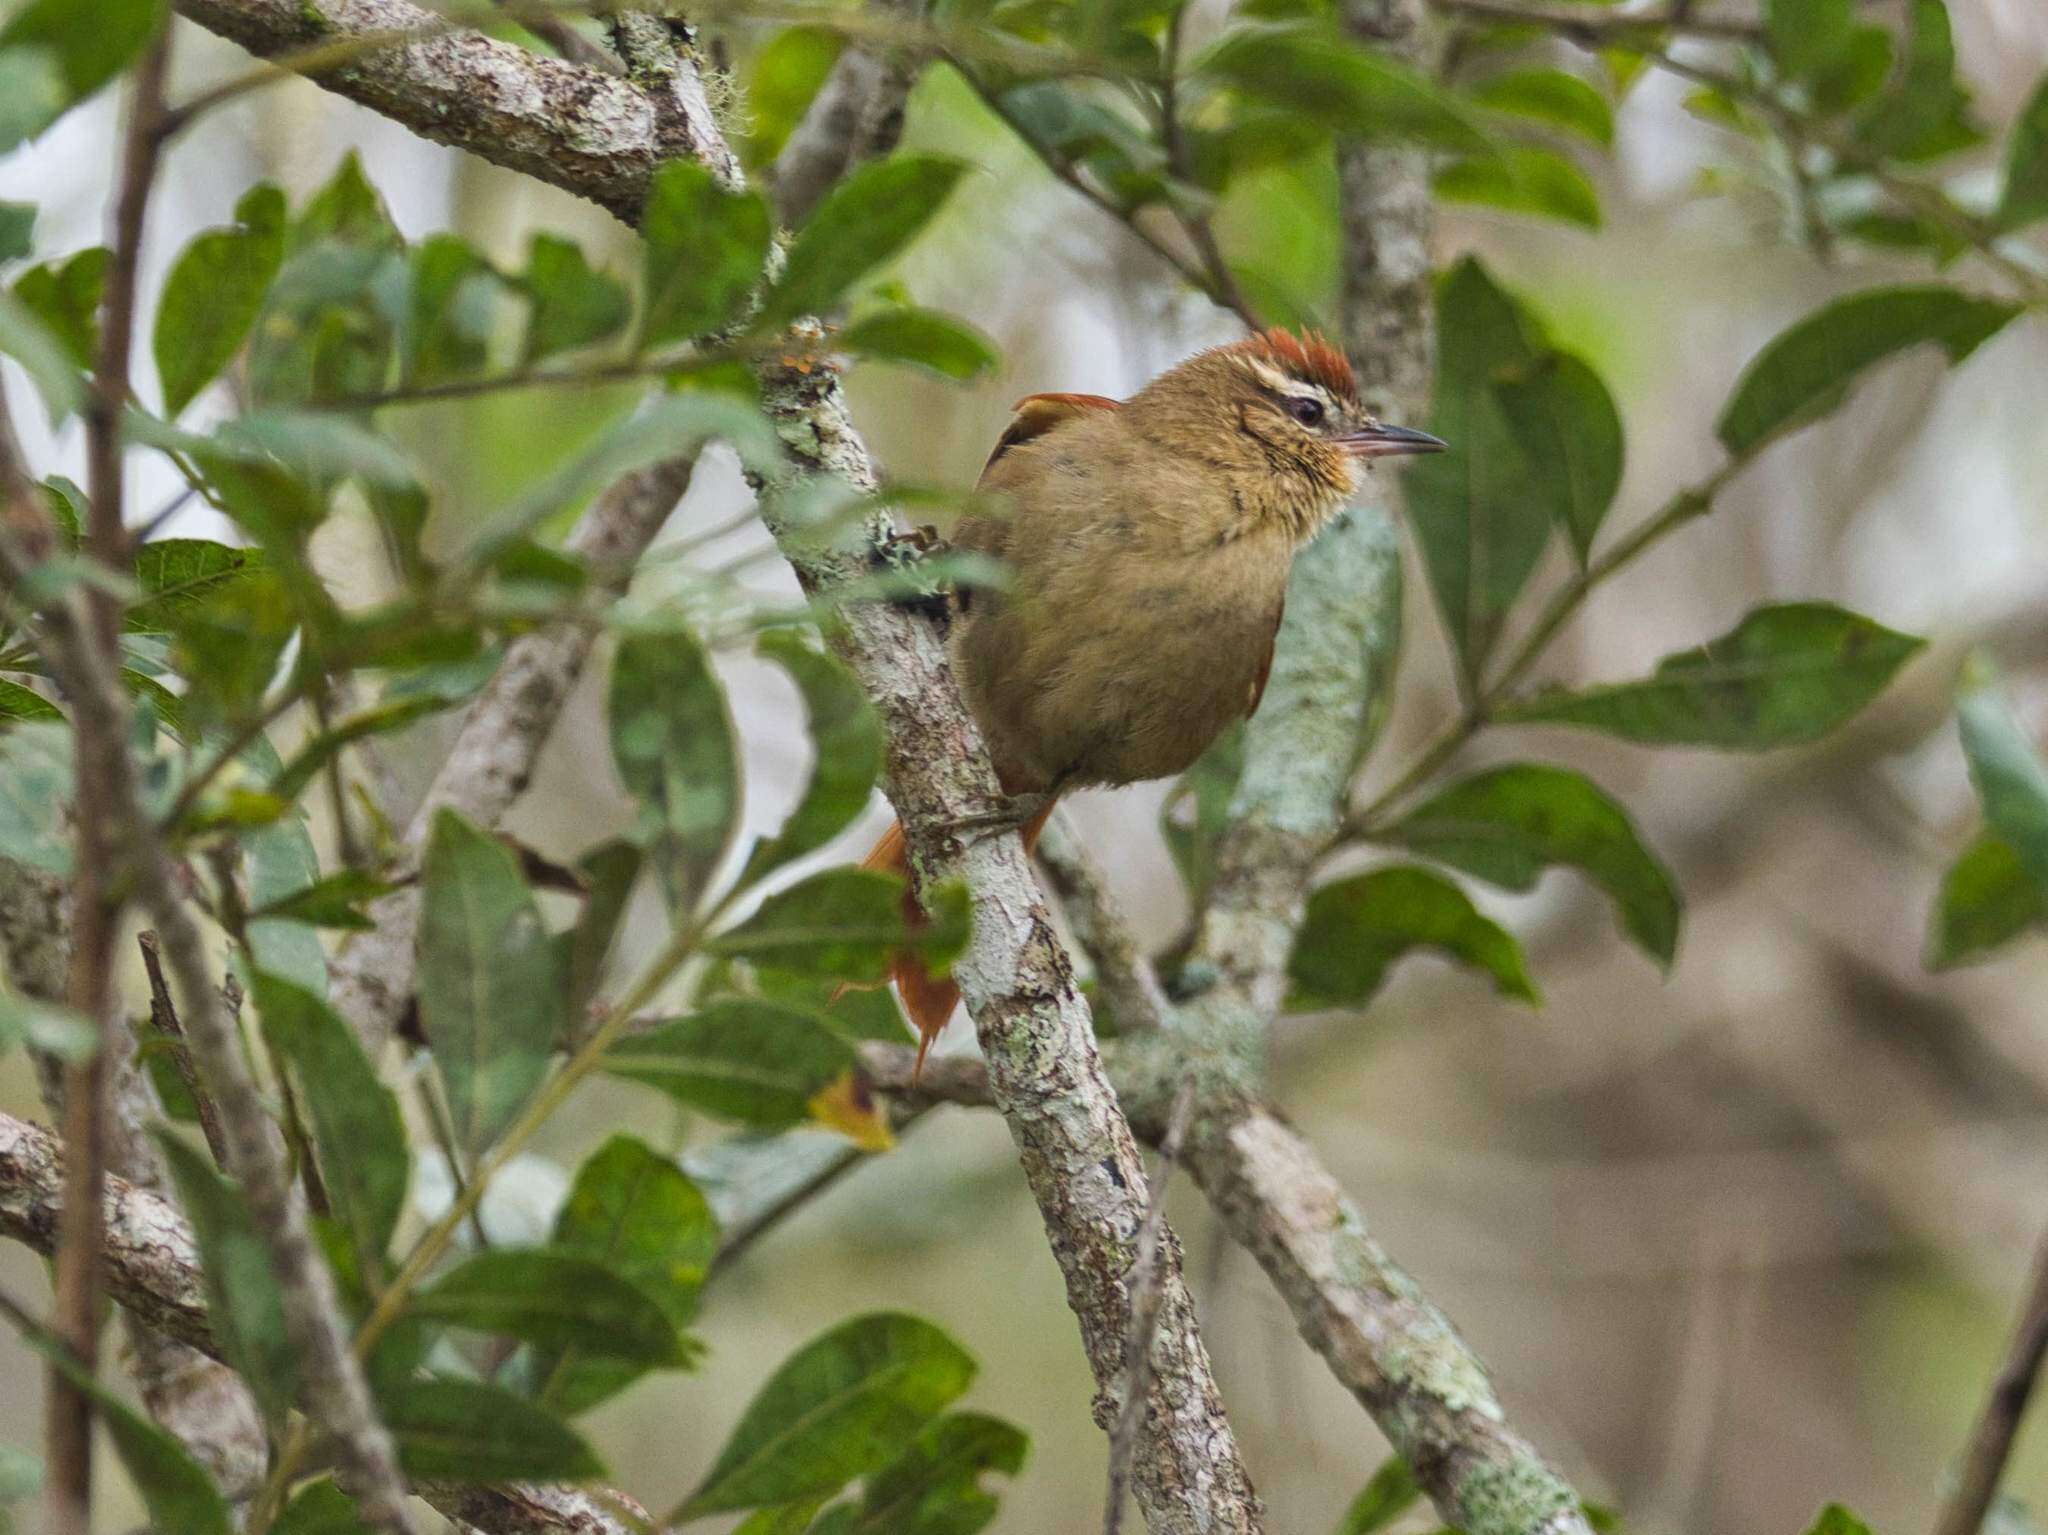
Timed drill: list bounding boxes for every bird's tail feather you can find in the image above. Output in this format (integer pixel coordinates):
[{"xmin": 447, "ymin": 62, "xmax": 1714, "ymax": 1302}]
[{"xmin": 858, "ymin": 803, "xmax": 1057, "ymax": 1079}]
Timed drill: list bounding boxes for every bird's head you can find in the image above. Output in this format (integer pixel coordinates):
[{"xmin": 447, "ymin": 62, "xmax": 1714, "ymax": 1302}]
[{"xmin": 1128, "ymin": 327, "xmax": 1445, "ymax": 539}]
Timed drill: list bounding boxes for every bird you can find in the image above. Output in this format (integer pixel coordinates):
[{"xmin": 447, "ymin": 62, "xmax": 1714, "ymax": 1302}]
[{"xmin": 860, "ymin": 327, "xmax": 1446, "ymax": 1075}]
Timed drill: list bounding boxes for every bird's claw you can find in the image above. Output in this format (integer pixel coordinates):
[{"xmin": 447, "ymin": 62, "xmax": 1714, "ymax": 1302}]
[{"xmin": 938, "ymin": 791, "xmax": 1055, "ymax": 846}]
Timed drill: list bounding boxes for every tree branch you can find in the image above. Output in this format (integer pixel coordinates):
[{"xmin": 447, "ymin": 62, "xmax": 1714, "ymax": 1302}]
[
  {"xmin": 1429, "ymin": 0, "xmax": 1764, "ymax": 40},
  {"xmin": 769, "ymin": 0, "xmax": 917, "ymax": 225},
  {"xmin": 46, "ymin": 29, "xmax": 174, "ymax": 1533},
  {"xmin": 1035, "ymin": 811, "xmax": 1169, "ymax": 1035},
  {"xmin": 1933, "ymin": 1227, "xmax": 2048, "ymax": 1535}
]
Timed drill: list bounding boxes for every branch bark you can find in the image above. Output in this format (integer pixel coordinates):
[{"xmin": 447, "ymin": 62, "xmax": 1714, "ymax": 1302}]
[{"xmin": 1932, "ymin": 1227, "xmax": 2048, "ymax": 1535}]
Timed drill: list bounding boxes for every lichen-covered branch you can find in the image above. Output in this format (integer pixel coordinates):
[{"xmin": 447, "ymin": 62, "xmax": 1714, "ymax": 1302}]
[
  {"xmin": 769, "ymin": 0, "xmax": 916, "ymax": 225},
  {"xmin": 1180, "ymin": 1102, "xmax": 1590, "ymax": 1535},
  {"xmin": 329, "ymin": 456, "xmax": 697, "ymax": 1058},
  {"xmin": 169, "ymin": 0, "xmax": 704, "ymax": 223},
  {"xmin": 1035, "ymin": 812, "xmax": 1169, "ymax": 1035}
]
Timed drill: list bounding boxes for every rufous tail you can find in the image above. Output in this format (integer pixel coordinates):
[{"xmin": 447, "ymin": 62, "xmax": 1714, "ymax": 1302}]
[{"xmin": 860, "ymin": 802, "xmax": 1058, "ymax": 1081}]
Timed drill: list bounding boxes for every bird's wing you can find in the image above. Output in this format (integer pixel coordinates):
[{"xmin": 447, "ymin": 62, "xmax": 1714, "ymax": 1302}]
[
  {"xmin": 978, "ymin": 392, "xmax": 1122, "ymax": 477},
  {"xmin": 953, "ymin": 393, "xmax": 1124, "ymax": 582}
]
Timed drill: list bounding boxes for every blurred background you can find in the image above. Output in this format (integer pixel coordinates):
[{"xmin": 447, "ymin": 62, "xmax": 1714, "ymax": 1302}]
[{"xmin": 4, "ymin": 0, "xmax": 2048, "ymax": 1529}]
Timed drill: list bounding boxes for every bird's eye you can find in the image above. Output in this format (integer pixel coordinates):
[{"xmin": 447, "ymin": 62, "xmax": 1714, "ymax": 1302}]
[{"xmin": 1287, "ymin": 396, "xmax": 1325, "ymax": 427}]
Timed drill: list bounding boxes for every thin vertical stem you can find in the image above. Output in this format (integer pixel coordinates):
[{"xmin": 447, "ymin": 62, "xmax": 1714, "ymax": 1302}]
[{"xmin": 47, "ymin": 26, "xmax": 171, "ymax": 1535}]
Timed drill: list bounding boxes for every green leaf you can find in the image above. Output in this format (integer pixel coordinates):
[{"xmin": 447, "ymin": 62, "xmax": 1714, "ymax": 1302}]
[
  {"xmin": 412, "ymin": 1249, "xmax": 690, "ymax": 1364},
  {"xmin": 1957, "ymin": 661, "xmax": 2048, "ymax": 898},
  {"xmin": 0, "ymin": 48, "xmax": 66, "ymax": 157},
  {"xmin": 1380, "ymin": 763, "xmax": 1679, "ymax": 965},
  {"xmin": 0, "ymin": 0, "xmax": 165, "ymax": 105},
  {"xmin": 1497, "ymin": 603, "xmax": 1925, "ymax": 748},
  {"xmin": 1198, "ymin": 24, "xmax": 1494, "ymax": 153},
  {"xmin": 418, "ymin": 809, "xmax": 563, "ymax": 1153},
  {"xmin": 275, "ymin": 1479, "xmax": 373, "ymax": 1534},
  {"xmin": 710, "ymin": 867, "xmax": 953, "ymax": 982},
  {"xmin": 1803, "ymin": 1507, "xmax": 1875, "ymax": 1535},
  {"xmin": 291, "ymin": 152, "xmax": 401, "ymax": 255},
  {"xmin": 154, "ymin": 184, "xmax": 287, "ymax": 416},
  {"xmin": 1998, "ymin": 72, "xmax": 2048, "ymax": 231},
  {"xmin": 1289, "ymin": 865, "xmax": 1538, "ymax": 1009},
  {"xmin": 759, "ymin": 155, "xmax": 969, "ymax": 328},
  {"xmin": 837, "ymin": 307, "xmax": 999, "ymax": 381},
  {"xmin": 154, "ymin": 1132, "xmax": 299, "ymax": 1428},
  {"xmin": 0, "ymin": 721, "xmax": 73, "ymax": 874},
  {"xmin": 127, "ymin": 539, "xmax": 266, "ymax": 633},
  {"xmin": 1405, "ymin": 257, "xmax": 1556, "ymax": 678},
  {"xmin": 1492, "ymin": 349, "xmax": 1623, "ymax": 565},
  {"xmin": 252, "ymin": 973, "xmax": 409, "ymax": 1271},
  {"xmin": 610, "ymin": 623, "xmax": 741, "ymax": 907},
  {"xmin": 243, "ymin": 797, "xmax": 330, "ymax": 998},
  {"xmin": 1435, "ymin": 145, "xmax": 1601, "ymax": 228},
  {"xmin": 640, "ymin": 160, "xmax": 773, "ymax": 347},
  {"xmin": 0, "ymin": 990, "xmax": 94, "ymax": 1061},
  {"xmin": 0, "ymin": 284, "xmax": 85, "ymax": 420},
  {"xmin": 835, "ymin": 1412, "xmax": 1028, "ymax": 1535},
  {"xmin": 14, "ymin": 246, "xmax": 106, "ymax": 372},
  {"xmin": 676, "ymin": 1312, "xmax": 976, "ymax": 1518},
  {"xmin": 741, "ymin": 632, "xmax": 883, "ymax": 884},
  {"xmin": 29, "ymin": 1340, "xmax": 230, "ymax": 1535},
  {"xmin": 556, "ymin": 1136, "xmax": 717, "ymax": 1321},
  {"xmin": 1928, "ymin": 833, "xmax": 2045, "ymax": 969},
  {"xmin": 0, "ymin": 679, "xmax": 59, "ymax": 724},
  {"xmin": 1855, "ymin": 0, "xmax": 1978, "ymax": 161},
  {"xmin": 1162, "ymin": 722, "xmax": 1246, "ymax": 903},
  {"xmin": 0, "ymin": 202, "xmax": 36, "ymax": 264},
  {"xmin": 401, "ymin": 233, "xmax": 505, "ymax": 386},
  {"xmin": 1715, "ymin": 286, "xmax": 2019, "ymax": 456},
  {"xmin": 247, "ymin": 869, "xmax": 395, "ymax": 930},
  {"xmin": 1766, "ymin": 0, "xmax": 1853, "ymax": 82},
  {"xmin": 744, "ymin": 25, "xmax": 846, "ymax": 165},
  {"xmin": 1468, "ymin": 67, "xmax": 1614, "ymax": 146},
  {"xmin": 603, "ymin": 997, "xmax": 860, "ymax": 1129},
  {"xmin": 518, "ymin": 232, "xmax": 631, "ymax": 364},
  {"xmin": 532, "ymin": 1133, "xmax": 720, "ymax": 1411},
  {"xmin": 565, "ymin": 839, "xmax": 642, "ymax": 1016},
  {"xmin": 1336, "ymin": 1455, "xmax": 1420, "ymax": 1535},
  {"xmin": 381, "ymin": 1377, "xmax": 604, "ymax": 1482}
]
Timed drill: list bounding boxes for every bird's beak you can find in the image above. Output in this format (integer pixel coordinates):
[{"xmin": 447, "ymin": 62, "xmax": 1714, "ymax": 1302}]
[{"xmin": 1339, "ymin": 422, "xmax": 1448, "ymax": 459}]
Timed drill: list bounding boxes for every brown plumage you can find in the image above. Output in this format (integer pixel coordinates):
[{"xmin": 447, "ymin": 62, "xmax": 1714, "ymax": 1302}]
[{"xmin": 864, "ymin": 328, "xmax": 1446, "ymax": 1073}]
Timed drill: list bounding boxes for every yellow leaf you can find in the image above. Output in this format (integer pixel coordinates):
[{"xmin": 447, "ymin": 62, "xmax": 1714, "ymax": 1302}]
[{"xmin": 807, "ymin": 1070, "xmax": 893, "ymax": 1152}]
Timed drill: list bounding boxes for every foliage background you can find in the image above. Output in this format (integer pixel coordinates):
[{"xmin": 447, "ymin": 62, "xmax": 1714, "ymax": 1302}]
[{"xmin": 0, "ymin": 0, "xmax": 2046, "ymax": 1529}]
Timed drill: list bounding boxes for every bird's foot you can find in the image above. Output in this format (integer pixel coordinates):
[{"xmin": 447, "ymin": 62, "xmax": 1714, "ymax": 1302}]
[
  {"xmin": 936, "ymin": 791, "xmax": 1056, "ymax": 846},
  {"xmin": 869, "ymin": 523, "xmax": 951, "ymax": 628}
]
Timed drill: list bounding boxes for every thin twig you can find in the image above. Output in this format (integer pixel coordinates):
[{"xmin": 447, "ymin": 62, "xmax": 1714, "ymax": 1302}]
[
  {"xmin": 705, "ymin": 1108, "xmax": 933, "ymax": 1279},
  {"xmin": 1035, "ymin": 812, "xmax": 1169, "ymax": 1034},
  {"xmin": 491, "ymin": 0, "xmax": 620, "ymax": 73},
  {"xmin": 1429, "ymin": 0, "xmax": 1764, "ymax": 39},
  {"xmin": 47, "ymin": 29, "xmax": 173, "ymax": 1535},
  {"xmin": 135, "ymin": 934, "xmax": 231, "ymax": 1170},
  {"xmin": 1104, "ymin": 1076, "xmax": 1198, "ymax": 1535},
  {"xmin": 1345, "ymin": 463, "xmax": 1736, "ymax": 834},
  {"xmin": 1933, "ymin": 1228, "xmax": 2048, "ymax": 1535}
]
